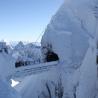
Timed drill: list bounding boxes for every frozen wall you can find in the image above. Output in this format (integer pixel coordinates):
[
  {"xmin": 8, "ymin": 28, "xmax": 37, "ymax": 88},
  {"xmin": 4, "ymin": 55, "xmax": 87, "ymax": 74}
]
[
  {"xmin": 41, "ymin": 0, "xmax": 97, "ymax": 98},
  {"xmin": 41, "ymin": 0, "xmax": 97, "ymax": 65}
]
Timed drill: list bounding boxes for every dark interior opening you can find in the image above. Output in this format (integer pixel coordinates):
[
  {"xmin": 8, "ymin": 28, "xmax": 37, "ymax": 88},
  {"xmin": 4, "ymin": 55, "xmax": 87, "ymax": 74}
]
[
  {"xmin": 96, "ymin": 55, "xmax": 98, "ymax": 64},
  {"xmin": 15, "ymin": 61, "xmax": 24, "ymax": 68},
  {"xmin": 46, "ymin": 51, "xmax": 59, "ymax": 62}
]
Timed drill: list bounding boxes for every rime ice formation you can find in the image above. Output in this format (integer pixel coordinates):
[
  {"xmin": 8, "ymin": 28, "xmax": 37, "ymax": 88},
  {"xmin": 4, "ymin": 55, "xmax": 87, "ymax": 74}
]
[
  {"xmin": 0, "ymin": 42, "xmax": 21, "ymax": 98},
  {"xmin": 0, "ymin": 42, "xmax": 15, "ymax": 78},
  {"xmin": 41, "ymin": 0, "xmax": 98, "ymax": 98},
  {"xmin": 41, "ymin": 0, "xmax": 97, "ymax": 65}
]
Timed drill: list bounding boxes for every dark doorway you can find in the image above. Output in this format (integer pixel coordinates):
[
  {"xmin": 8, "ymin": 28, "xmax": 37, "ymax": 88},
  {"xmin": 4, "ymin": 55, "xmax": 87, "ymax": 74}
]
[
  {"xmin": 97, "ymin": 55, "xmax": 98, "ymax": 64},
  {"xmin": 46, "ymin": 51, "xmax": 59, "ymax": 62},
  {"xmin": 15, "ymin": 61, "xmax": 24, "ymax": 68}
]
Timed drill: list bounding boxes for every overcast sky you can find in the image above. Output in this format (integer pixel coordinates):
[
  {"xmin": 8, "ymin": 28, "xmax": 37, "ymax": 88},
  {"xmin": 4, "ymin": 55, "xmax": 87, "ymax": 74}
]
[{"xmin": 0, "ymin": 0, "xmax": 64, "ymax": 42}]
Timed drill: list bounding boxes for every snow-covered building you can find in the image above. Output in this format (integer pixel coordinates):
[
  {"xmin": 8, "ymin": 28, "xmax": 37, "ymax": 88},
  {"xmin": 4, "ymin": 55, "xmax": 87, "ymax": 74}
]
[
  {"xmin": 41, "ymin": 0, "xmax": 97, "ymax": 64},
  {"xmin": 41, "ymin": 0, "xmax": 98, "ymax": 98}
]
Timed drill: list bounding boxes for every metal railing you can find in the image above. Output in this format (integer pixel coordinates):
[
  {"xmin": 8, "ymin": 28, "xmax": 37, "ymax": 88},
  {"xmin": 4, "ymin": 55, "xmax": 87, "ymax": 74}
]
[{"xmin": 12, "ymin": 61, "xmax": 59, "ymax": 79}]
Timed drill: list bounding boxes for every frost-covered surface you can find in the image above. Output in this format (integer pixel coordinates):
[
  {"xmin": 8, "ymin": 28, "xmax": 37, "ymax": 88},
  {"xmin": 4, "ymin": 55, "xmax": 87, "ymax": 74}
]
[
  {"xmin": 0, "ymin": 0, "xmax": 98, "ymax": 98},
  {"xmin": 75, "ymin": 40, "xmax": 97, "ymax": 98},
  {"xmin": 0, "ymin": 48, "xmax": 21, "ymax": 98},
  {"xmin": 41, "ymin": 0, "xmax": 97, "ymax": 65},
  {"xmin": 15, "ymin": 43, "xmax": 97, "ymax": 98},
  {"xmin": 14, "ymin": 0, "xmax": 98, "ymax": 98},
  {"xmin": 41, "ymin": 0, "xmax": 97, "ymax": 98},
  {"xmin": 15, "ymin": 68, "xmax": 59, "ymax": 98},
  {"xmin": 0, "ymin": 78, "xmax": 21, "ymax": 98},
  {"xmin": 0, "ymin": 50, "xmax": 15, "ymax": 79}
]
